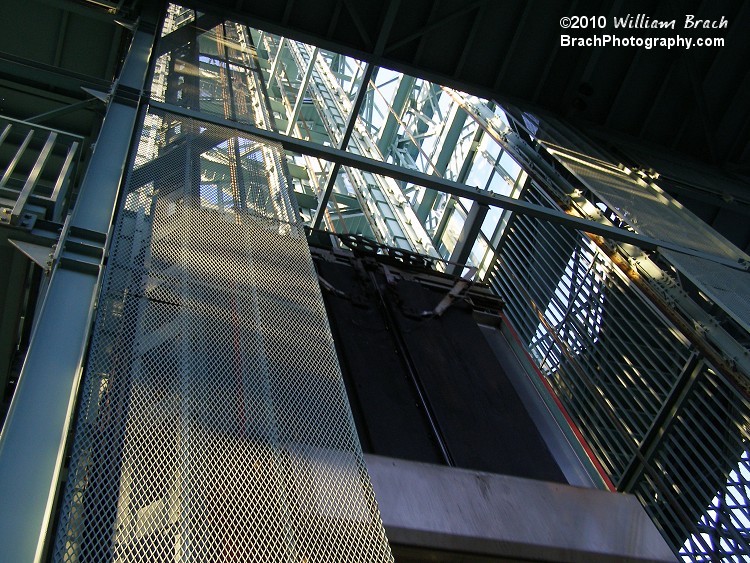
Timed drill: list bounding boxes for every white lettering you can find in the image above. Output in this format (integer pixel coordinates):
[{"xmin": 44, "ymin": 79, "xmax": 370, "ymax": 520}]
[{"xmin": 685, "ymin": 15, "xmax": 729, "ymax": 29}]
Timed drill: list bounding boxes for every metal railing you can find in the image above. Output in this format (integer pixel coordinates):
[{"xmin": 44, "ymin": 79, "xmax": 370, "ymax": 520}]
[
  {"xmin": 0, "ymin": 115, "xmax": 82, "ymax": 226},
  {"xmin": 488, "ymin": 179, "xmax": 750, "ymax": 560}
]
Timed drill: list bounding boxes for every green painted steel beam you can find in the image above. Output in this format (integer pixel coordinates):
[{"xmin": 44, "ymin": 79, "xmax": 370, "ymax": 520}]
[
  {"xmin": 149, "ymin": 100, "xmax": 750, "ymax": 270},
  {"xmin": 447, "ymin": 202, "xmax": 488, "ymax": 275},
  {"xmin": 376, "ymin": 75, "xmax": 414, "ymax": 155},
  {"xmin": 266, "ymin": 37, "xmax": 287, "ymax": 90},
  {"xmin": 429, "ymin": 124, "xmax": 483, "ymax": 246},
  {"xmin": 435, "ymin": 108, "xmax": 468, "ymax": 174},
  {"xmin": 285, "ymin": 47, "xmax": 319, "ymax": 136},
  {"xmin": 416, "ymin": 106, "xmax": 468, "ymax": 223},
  {"xmin": 312, "ymin": 64, "xmax": 374, "ymax": 229}
]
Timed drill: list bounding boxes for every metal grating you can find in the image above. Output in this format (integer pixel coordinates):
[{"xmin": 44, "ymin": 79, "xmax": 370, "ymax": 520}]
[
  {"xmin": 487, "ymin": 180, "xmax": 750, "ymax": 558},
  {"xmin": 0, "ymin": 115, "xmax": 81, "ymax": 224},
  {"xmin": 541, "ymin": 143, "xmax": 747, "ymax": 263},
  {"xmin": 638, "ymin": 365, "xmax": 750, "ymax": 559},
  {"xmin": 52, "ymin": 111, "xmax": 393, "ymax": 562},
  {"xmin": 490, "ymin": 183, "xmax": 692, "ymax": 480},
  {"xmin": 661, "ymin": 250, "xmax": 750, "ymax": 334}
]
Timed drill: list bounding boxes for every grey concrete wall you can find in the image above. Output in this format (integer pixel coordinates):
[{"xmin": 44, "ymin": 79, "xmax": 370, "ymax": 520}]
[{"xmin": 366, "ymin": 454, "xmax": 677, "ymax": 562}]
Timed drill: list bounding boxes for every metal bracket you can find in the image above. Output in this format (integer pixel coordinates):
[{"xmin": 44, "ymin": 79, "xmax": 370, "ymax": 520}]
[
  {"xmin": 8, "ymin": 239, "xmax": 55, "ymax": 272},
  {"xmin": 1, "ymin": 206, "xmax": 38, "ymax": 229}
]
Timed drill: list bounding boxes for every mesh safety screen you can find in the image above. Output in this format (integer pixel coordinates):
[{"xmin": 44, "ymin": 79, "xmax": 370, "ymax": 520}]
[
  {"xmin": 52, "ymin": 111, "xmax": 393, "ymax": 562},
  {"xmin": 486, "ymin": 180, "xmax": 750, "ymax": 557}
]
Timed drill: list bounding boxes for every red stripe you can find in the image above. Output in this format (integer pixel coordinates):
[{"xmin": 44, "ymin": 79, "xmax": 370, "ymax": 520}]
[{"xmin": 500, "ymin": 313, "xmax": 616, "ymax": 491}]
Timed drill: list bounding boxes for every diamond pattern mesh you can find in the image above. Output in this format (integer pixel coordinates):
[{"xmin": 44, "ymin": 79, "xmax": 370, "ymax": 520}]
[{"xmin": 52, "ymin": 111, "xmax": 393, "ymax": 562}]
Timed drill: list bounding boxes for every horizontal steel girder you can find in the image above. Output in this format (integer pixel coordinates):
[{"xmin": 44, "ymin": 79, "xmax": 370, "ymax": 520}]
[{"xmin": 148, "ymin": 100, "xmax": 747, "ymax": 270}]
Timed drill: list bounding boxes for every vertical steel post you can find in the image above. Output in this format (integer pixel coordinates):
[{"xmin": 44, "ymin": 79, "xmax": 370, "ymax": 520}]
[
  {"xmin": 447, "ymin": 201, "xmax": 489, "ymax": 275},
  {"xmin": 284, "ymin": 47, "xmax": 319, "ymax": 136},
  {"xmin": 0, "ymin": 17, "xmax": 156, "ymax": 562}
]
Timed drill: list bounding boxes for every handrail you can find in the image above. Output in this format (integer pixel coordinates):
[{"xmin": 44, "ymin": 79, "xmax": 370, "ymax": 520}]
[{"xmin": 0, "ymin": 115, "xmax": 83, "ymax": 225}]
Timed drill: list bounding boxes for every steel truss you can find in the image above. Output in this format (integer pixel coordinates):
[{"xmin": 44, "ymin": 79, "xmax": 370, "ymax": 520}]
[
  {"xmin": 3, "ymin": 2, "xmax": 747, "ymax": 561},
  {"xmin": 246, "ymin": 14, "xmax": 750, "ymax": 562}
]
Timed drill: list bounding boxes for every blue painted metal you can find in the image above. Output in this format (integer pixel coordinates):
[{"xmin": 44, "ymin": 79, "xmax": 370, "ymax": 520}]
[
  {"xmin": 0, "ymin": 21, "xmax": 155, "ymax": 562},
  {"xmin": 71, "ymin": 28, "xmax": 154, "ymax": 234},
  {"xmin": 447, "ymin": 202, "xmax": 488, "ymax": 275},
  {"xmin": 0, "ymin": 269, "xmax": 98, "ymax": 562}
]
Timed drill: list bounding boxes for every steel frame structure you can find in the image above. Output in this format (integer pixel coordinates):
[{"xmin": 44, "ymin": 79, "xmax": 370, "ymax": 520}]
[
  {"xmin": 157, "ymin": 8, "xmax": 750, "ymax": 561},
  {"xmin": 1, "ymin": 2, "xmax": 749, "ymax": 561}
]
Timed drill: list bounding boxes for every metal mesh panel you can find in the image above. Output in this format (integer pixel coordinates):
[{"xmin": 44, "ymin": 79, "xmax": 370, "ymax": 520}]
[
  {"xmin": 52, "ymin": 111, "xmax": 393, "ymax": 562},
  {"xmin": 661, "ymin": 250, "xmax": 750, "ymax": 334},
  {"xmin": 487, "ymin": 181, "xmax": 750, "ymax": 559},
  {"xmin": 541, "ymin": 144, "xmax": 746, "ymax": 263},
  {"xmin": 638, "ymin": 366, "xmax": 750, "ymax": 558}
]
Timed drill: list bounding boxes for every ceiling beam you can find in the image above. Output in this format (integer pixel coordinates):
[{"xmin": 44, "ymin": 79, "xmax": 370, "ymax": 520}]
[
  {"xmin": 0, "ymin": 52, "xmax": 112, "ymax": 96},
  {"xmin": 281, "ymin": 0, "xmax": 295, "ymax": 27},
  {"xmin": 326, "ymin": 0, "xmax": 344, "ymax": 39},
  {"xmin": 52, "ymin": 10, "xmax": 70, "ymax": 68},
  {"xmin": 0, "ymin": 78, "xmax": 83, "ymax": 105},
  {"xmin": 411, "ymin": 0, "xmax": 441, "ymax": 67},
  {"xmin": 342, "ymin": 0, "xmax": 373, "ymax": 50},
  {"xmin": 531, "ymin": 0, "xmax": 579, "ymax": 104},
  {"xmin": 493, "ymin": 0, "xmax": 532, "ymax": 91},
  {"xmin": 35, "ymin": 0, "xmax": 118, "ymax": 22},
  {"xmin": 680, "ymin": 57, "xmax": 718, "ymax": 164},
  {"xmin": 373, "ymin": 0, "xmax": 400, "ymax": 55},
  {"xmin": 727, "ymin": 104, "xmax": 750, "ymax": 167},
  {"xmin": 453, "ymin": 2, "xmax": 486, "ymax": 79},
  {"xmin": 638, "ymin": 60, "xmax": 676, "ymax": 139},
  {"xmin": 560, "ymin": 0, "xmax": 623, "ymax": 113},
  {"xmin": 603, "ymin": 49, "xmax": 644, "ymax": 129},
  {"xmin": 26, "ymin": 97, "xmax": 101, "ymax": 124},
  {"xmin": 385, "ymin": 1, "xmax": 483, "ymax": 56}
]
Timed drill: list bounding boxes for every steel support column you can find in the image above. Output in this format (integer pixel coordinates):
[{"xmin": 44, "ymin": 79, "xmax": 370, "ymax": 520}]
[
  {"xmin": 0, "ymin": 19, "xmax": 156, "ymax": 562},
  {"xmin": 312, "ymin": 64, "xmax": 374, "ymax": 229},
  {"xmin": 447, "ymin": 202, "xmax": 488, "ymax": 275},
  {"xmin": 284, "ymin": 47, "xmax": 319, "ymax": 136}
]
